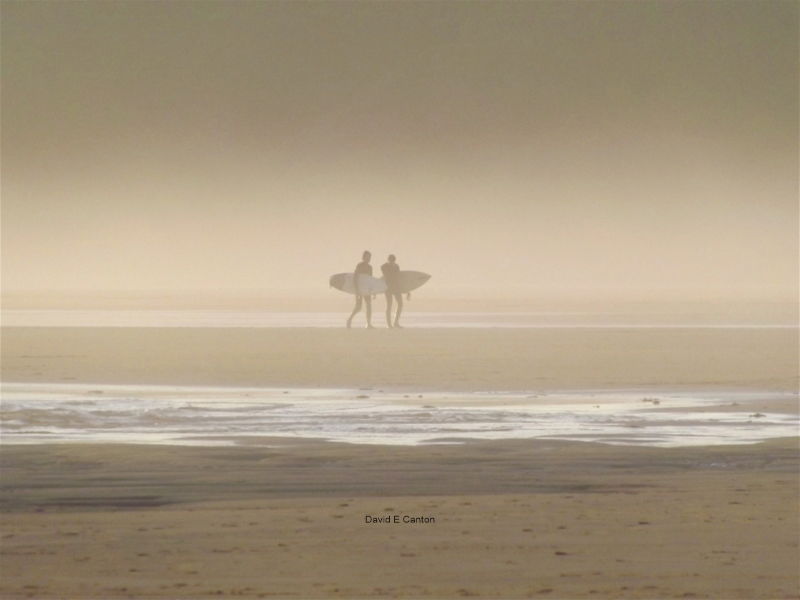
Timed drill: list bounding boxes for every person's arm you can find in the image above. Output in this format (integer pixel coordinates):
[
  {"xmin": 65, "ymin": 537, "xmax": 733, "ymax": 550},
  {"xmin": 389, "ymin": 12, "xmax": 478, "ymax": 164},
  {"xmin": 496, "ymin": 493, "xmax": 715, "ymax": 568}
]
[{"xmin": 353, "ymin": 264, "xmax": 361, "ymax": 295}]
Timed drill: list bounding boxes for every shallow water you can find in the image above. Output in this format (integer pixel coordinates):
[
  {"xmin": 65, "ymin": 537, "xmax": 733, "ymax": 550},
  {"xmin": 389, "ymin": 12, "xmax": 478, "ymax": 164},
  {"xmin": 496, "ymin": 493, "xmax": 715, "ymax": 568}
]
[
  {"xmin": 2, "ymin": 309, "xmax": 795, "ymax": 328},
  {"xmin": 1, "ymin": 383, "xmax": 796, "ymax": 448}
]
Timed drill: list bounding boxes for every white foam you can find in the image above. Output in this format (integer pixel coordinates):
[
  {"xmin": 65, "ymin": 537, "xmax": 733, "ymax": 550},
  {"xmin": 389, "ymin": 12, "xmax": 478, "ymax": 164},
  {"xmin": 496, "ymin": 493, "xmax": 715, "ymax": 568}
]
[{"xmin": 1, "ymin": 383, "xmax": 797, "ymax": 448}]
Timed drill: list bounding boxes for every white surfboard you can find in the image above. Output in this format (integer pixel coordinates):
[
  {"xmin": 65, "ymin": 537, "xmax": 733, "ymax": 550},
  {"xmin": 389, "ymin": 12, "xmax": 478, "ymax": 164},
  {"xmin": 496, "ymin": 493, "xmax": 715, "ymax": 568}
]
[
  {"xmin": 388, "ymin": 271, "xmax": 431, "ymax": 294},
  {"xmin": 330, "ymin": 271, "xmax": 431, "ymax": 295},
  {"xmin": 329, "ymin": 273, "xmax": 388, "ymax": 295}
]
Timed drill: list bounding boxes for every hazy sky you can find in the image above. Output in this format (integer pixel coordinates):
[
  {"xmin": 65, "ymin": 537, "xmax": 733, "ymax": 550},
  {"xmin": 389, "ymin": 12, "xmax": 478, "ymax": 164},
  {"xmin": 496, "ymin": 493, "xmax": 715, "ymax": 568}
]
[{"xmin": 2, "ymin": 0, "xmax": 797, "ymax": 302}]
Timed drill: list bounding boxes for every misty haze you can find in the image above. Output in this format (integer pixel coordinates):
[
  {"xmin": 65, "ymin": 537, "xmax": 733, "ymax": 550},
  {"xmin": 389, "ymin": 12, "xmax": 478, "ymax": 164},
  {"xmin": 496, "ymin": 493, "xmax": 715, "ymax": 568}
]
[{"xmin": 2, "ymin": 1, "xmax": 797, "ymax": 313}]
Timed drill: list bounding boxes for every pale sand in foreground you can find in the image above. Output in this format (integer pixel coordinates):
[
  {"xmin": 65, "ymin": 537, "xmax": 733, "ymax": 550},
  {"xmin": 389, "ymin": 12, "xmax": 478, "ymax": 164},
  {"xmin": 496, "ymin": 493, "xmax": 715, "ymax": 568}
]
[{"xmin": 1, "ymin": 327, "xmax": 798, "ymax": 599}]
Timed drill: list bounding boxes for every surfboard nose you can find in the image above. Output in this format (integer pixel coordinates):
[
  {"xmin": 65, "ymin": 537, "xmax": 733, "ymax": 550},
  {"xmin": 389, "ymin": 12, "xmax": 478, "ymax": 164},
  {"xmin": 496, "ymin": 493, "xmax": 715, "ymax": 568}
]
[{"xmin": 414, "ymin": 273, "xmax": 431, "ymax": 286}]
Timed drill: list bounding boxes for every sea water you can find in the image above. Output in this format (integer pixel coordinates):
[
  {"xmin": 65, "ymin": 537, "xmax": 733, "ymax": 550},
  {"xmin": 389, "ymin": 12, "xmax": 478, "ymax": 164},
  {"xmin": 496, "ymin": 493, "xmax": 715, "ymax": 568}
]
[
  {"xmin": 2, "ymin": 309, "xmax": 794, "ymax": 328},
  {"xmin": 1, "ymin": 383, "xmax": 797, "ymax": 448}
]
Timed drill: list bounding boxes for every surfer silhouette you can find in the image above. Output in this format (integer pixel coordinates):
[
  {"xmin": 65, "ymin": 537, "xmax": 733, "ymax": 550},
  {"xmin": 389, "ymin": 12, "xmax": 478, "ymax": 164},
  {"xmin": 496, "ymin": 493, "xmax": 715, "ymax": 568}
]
[
  {"xmin": 381, "ymin": 254, "xmax": 403, "ymax": 328},
  {"xmin": 346, "ymin": 250, "xmax": 374, "ymax": 329}
]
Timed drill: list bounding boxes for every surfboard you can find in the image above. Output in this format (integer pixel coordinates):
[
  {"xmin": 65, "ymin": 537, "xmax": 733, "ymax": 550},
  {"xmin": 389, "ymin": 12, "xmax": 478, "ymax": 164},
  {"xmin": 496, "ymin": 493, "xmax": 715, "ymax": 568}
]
[
  {"xmin": 330, "ymin": 271, "xmax": 431, "ymax": 295},
  {"xmin": 388, "ymin": 271, "xmax": 431, "ymax": 294},
  {"xmin": 329, "ymin": 273, "xmax": 388, "ymax": 295}
]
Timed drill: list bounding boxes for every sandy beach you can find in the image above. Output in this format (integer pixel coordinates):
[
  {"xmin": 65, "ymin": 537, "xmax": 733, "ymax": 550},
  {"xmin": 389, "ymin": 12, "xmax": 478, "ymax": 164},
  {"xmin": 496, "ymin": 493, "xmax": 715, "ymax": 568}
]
[
  {"xmin": 2, "ymin": 326, "xmax": 797, "ymax": 392},
  {"xmin": 1, "ymin": 326, "xmax": 798, "ymax": 598},
  {"xmin": 1, "ymin": 439, "xmax": 798, "ymax": 599}
]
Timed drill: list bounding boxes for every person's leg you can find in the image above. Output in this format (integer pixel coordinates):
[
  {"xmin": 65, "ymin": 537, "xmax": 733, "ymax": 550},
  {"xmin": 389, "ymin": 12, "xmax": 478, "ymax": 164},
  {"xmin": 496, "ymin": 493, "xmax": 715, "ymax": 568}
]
[
  {"xmin": 385, "ymin": 292, "xmax": 393, "ymax": 328},
  {"xmin": 393, "ymin": 293, "xmax": 403, "ymax": 327},
  {"xmin": 346, "ymin": 295, "xmax": 362, "ymax": 328},
  {"xmin": 365, "ymin": 295, "xmax": 373, "ymax": 328},
  {"xmin": 393, "ymin": 293, "xmax": 403, "ymax": 328}
]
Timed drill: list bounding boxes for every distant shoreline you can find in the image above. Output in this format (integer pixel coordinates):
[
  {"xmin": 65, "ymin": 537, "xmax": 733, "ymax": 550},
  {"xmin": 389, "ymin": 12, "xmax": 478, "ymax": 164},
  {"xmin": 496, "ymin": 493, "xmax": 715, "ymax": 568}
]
[{"xmin": 2, "ymin": 306, "xmax": 798, "ymax": 328}]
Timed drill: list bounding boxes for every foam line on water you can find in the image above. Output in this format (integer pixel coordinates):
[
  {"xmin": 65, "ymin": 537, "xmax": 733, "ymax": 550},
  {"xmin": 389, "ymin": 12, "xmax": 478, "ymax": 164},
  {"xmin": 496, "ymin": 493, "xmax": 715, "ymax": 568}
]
[{"xmin": 1, "ymin": 383, "xmax": 797, "ymax": 448}]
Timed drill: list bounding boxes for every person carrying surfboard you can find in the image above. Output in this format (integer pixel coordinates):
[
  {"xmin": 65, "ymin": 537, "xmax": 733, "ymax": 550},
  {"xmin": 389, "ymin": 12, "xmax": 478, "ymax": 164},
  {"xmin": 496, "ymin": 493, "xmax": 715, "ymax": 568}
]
[
  {"xmin": 346, "ymin": 250, "xmax": 374, "ymax": 329},
  {"xmin": 381, "ymin": 254, "xmax": 403, "ymax": 328}
]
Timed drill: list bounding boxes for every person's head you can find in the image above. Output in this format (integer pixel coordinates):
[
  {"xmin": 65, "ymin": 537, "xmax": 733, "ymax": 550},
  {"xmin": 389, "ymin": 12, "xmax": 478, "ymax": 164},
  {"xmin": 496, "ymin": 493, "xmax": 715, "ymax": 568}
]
[
  {"xmin": 388, "ymin": 254, "xmax": 396, "ymax": 263},
  {"xmin": 362, "ymin": 250, "xmax": 371, "ymax": 262}
]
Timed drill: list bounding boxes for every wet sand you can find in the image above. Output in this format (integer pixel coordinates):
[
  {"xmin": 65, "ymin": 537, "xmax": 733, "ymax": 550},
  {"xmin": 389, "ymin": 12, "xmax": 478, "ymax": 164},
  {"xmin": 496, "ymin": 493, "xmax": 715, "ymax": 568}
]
[
  {"xmin": 1, "ymin": 439, "xmax": 798, "ymax": 599},
  {"xmin": 1, "ymin": 326, "xmax": 798, "ymax": 598},
  {"xmin": 2, "ymin": 326, "xmax": 797, "ymax": 391}
]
